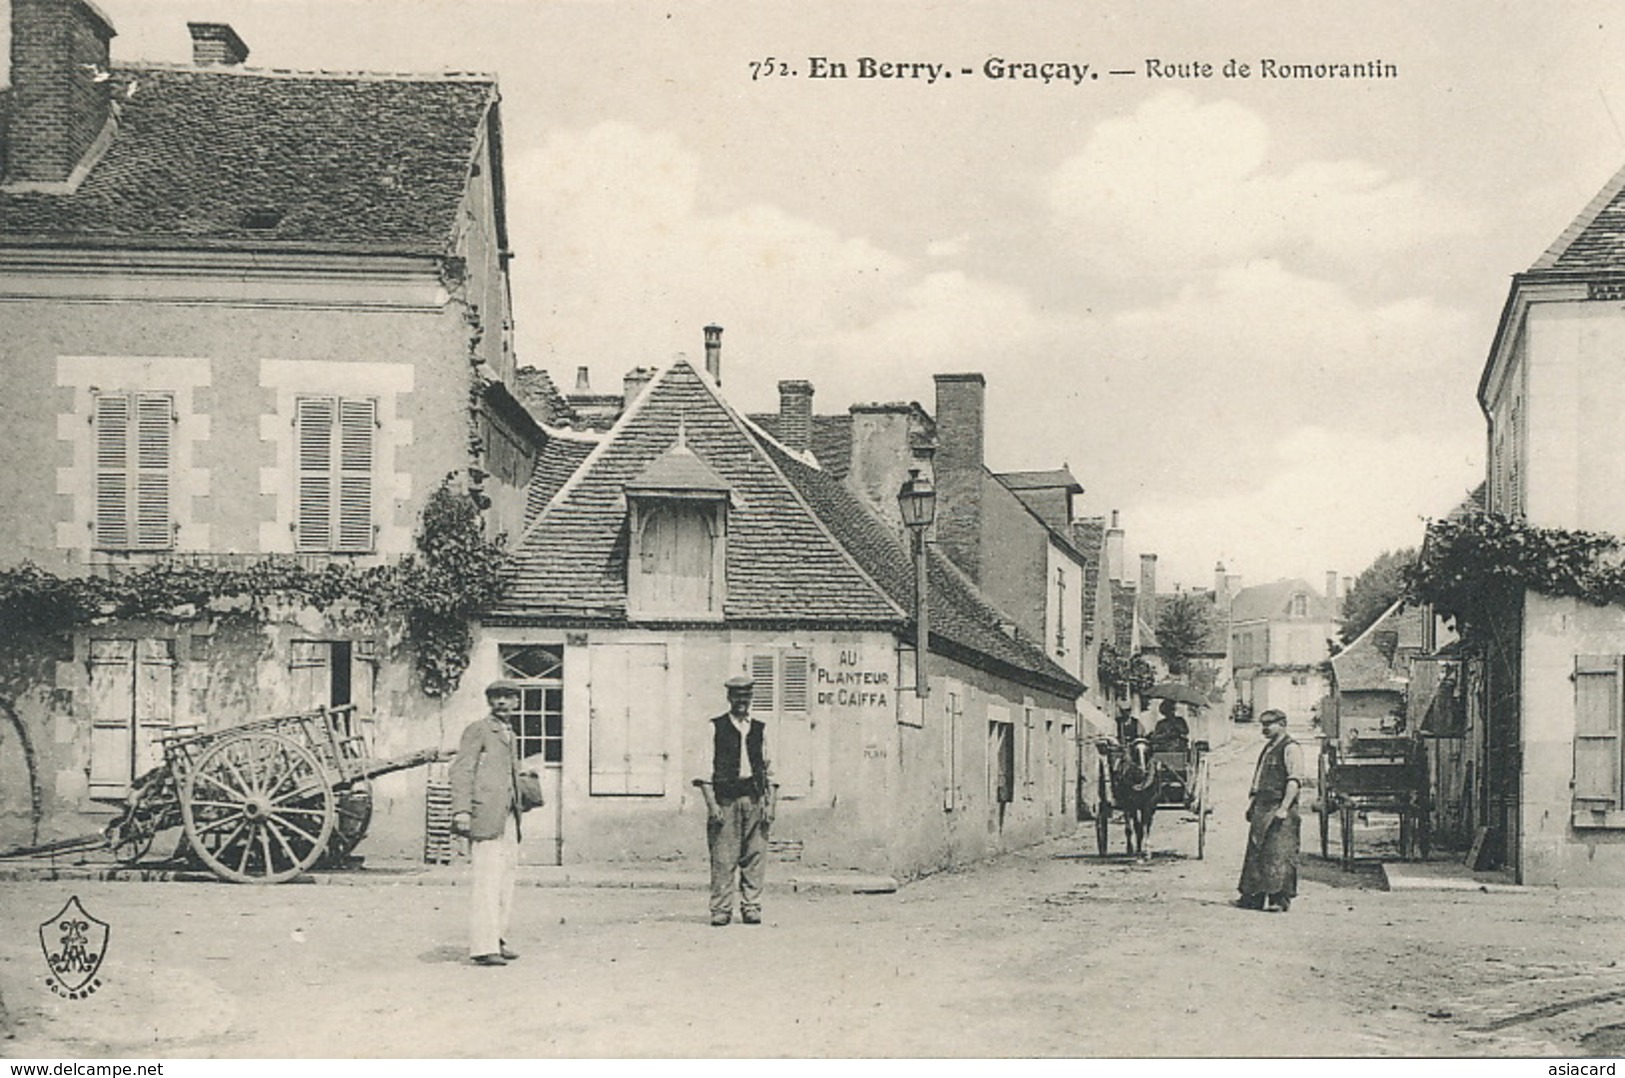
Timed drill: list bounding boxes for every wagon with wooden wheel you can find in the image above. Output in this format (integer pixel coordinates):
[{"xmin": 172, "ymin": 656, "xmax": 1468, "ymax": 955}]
[
  {"xmin": 1093, "ymin": 731, "xmax": 1211, "ymax": 860},
  {"xmin": 5, "ymin": 705, "xmax": 442, "ymax": 883},
  {"xmin": 1316, "ymin": 730, "xmax": 1430, "ymax": 870}
]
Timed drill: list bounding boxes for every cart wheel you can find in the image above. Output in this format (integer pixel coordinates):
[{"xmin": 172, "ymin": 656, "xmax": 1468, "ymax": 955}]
[
  {"xmin": 324, "ymin": 782, "xmax": 374, "ymax": 865},
  {"xmin": 1095, "ymin": 765, "xmax": 1111, "ymax": 857},
  {"xmin": 107, "ymin": 821, "xmax": 154, "ymax": 864},
  {"xmin": 182, "ymin": 732, "xmax": 335, "ymax": 883}
]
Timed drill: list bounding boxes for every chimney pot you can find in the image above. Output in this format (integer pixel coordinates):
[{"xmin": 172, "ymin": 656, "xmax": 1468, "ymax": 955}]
[
  {"xmin": 1326, "ymin": 570, "xmax": 1339, "ymax": 602},
  {"xmin": 932, "ymin": 373, "xmax": 988, "ymax": 583},
  {"xmin": 703, "ymin": 324, "xmax": 723, "ymax": 385},
  {"xmin": 574, "ymin": 366, "xmax": 591, "ymax": 392},
  {"xmin": 622, "ymin": 367, "xmax": 654, "ymax": 409},
  {"xmin": 187, "ymin": 22, "xmax": 249, "ymax": 66}
]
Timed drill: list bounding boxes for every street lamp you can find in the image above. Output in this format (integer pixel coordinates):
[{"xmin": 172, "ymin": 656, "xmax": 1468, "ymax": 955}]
[{"xmin": 897, "ymin": 468, "xmax": 936, "ymax": 698}]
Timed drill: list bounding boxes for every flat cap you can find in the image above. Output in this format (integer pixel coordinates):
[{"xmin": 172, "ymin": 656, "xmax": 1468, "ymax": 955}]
[
  {"xmin": 485, "ymin": 679, "xmax": 523, "ymax": 697},
  {"xmin": 724, "ymin": 674, "xmax": 755, "ymax": 690}
]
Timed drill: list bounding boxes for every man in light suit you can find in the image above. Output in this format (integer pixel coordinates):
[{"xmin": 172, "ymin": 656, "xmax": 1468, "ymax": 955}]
[{"xmin": 451, "ymin": 679, "xmax": 524, "ymax": 966}]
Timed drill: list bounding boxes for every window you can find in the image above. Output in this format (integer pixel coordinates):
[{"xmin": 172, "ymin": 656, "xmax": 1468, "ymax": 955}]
[
  {"xmin": 628, "ymin": 502, "xmax": 723, "ymax": 617},
  {"xmin": 289, "ymin": 639, "xmax": 376, "ymax": 717},
  {"xmin": 750, "ymin": 649, "xmax": 812, "ymax": 797},
  {"xmin": 93, "ymin": 392, "xmax": 174, "ymax": 550},
  {"xmin": 87, "ymin": 638, "xmax": 175, "ymax": 796},
  {"xmin": 295, "ymin": 396, "xmax": 376, "ymax": 553},
  {"xmin": 501, "ymin": 644, "xmax": 565, "ymax": 766},
  {"xmin": 1290, "ymin": 594, "xmax": 1308, "ymax": 618},
  {"xmin": 989, "ymin": 721, "xmax": 1014, "ymax": 805}
]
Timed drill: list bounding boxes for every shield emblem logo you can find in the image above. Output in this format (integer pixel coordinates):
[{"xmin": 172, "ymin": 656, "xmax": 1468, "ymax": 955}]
[{"xmin": 38, "ymin": 896, "xmax": 109, "ymax": 993}]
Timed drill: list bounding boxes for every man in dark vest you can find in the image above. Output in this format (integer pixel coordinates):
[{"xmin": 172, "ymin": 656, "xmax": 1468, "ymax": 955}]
[
  {"xmin": 695, "ymin": 674, "xmax": 777, "ymax": 926},
  {"xmin": 1236, "ymin": 708, "xmax": 1305, "ymax": 912}
]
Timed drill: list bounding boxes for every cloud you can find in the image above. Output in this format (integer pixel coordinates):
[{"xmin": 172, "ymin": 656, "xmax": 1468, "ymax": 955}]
[
  {"xmin": 1045, "ymin": 91, "xmax": 1477, "ymax": 281},
  {"xmin": 1123, "ymin": 425, "xmax": 1483, "ymax": 590}
]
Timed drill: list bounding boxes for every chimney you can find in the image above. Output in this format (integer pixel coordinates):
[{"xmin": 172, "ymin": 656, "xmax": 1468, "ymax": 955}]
[
  {"xmin": 1139, "ymin": 553, "xmax": 1159, "ymax": 627},
  {"xmin": 933, "ymin": 373, "xmax": 986, "ymax": 582},
  {"xmin": 1104, "ymin": 509, "xmax": 1125, "ymax": 583},
  {"xmin": 848, "ymin": 403, "xmax": 923, "ymax": 527},
  {"xmin": 1326, "ymin": 570, "xmax": 1339, "ymax": 603},
  {"xmin": 574, "ymin": 366, "xmax": 591, "ymax": 392},
  {"xmin": 703, "ymin": 324, "xmax": 723, "ymax": 385},
  {"xmin": 1214, "ymin": 561, "xmax": 1229, "ymax": 604},
  {"xmin": 5, "ymin": 0, "xmax": 117, "ymax": 188},
  {"xmin": 622, "ymin": 367, "xmax": 654, "ymax": 409},
  {"xmin": 187, "ymin": 22, "xmax": 249, "ymax": 66},
  {"xmin": 777, "ymin": 380, "xmax": 814, "ymax": 453}
]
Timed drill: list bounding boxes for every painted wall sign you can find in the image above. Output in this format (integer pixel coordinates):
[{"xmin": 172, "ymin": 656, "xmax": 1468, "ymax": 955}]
[{"xmin": 814, "ymin": 648, "xmax": 891, "ymax": 708}]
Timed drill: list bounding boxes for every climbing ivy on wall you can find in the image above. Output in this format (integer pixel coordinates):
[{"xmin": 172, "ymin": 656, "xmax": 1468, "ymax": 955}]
[
  {"xmin": 0, "ymin": 477, "xmax": 510, "ymax": 698},
  {"xmin": 1407, "ymin": 511, "xmax": 1625, "ymax": 639}
]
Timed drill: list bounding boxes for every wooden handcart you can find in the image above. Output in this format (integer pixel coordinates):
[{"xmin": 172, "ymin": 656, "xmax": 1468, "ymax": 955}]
[{"xmin": 3, "ymin": 705, "xmax": 442, "ymax": 883}]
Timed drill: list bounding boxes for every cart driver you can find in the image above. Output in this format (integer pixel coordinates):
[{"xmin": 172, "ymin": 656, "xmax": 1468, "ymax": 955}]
[{"xmin": 1151, "ymin": 699, "xmax": 1189, "ymax": 748}]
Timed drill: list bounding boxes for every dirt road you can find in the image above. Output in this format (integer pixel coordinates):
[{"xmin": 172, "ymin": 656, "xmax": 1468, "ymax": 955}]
[{"xmin": 3, "ymin": 731, "xmax": 1623, "ymax": 1057}]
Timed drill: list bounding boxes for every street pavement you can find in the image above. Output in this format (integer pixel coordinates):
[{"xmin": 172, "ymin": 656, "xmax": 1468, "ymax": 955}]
[{"xmin": 1, "ymin": 729, "xmax": 1623, "ymax": 1058}]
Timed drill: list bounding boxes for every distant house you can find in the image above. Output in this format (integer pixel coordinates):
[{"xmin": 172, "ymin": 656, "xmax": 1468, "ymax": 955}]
[
  {"xmin": 1326, "ymin": 599, "xmax": 1429, "ymax": 741},
  {"xmin": 1229, "ymin": 576, "xmax": 1341, "ymax": 726},
  {"xmin": 484, "ymin": 349, "xmax": 1083, "ymax": 878}
]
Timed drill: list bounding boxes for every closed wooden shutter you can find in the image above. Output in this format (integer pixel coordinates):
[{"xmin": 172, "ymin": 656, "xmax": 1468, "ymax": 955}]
[
  {"xmin": 764, "ymin": 651, "xmax": 812, "ymax": 798},
  {"xmin": 88, "ymin": 639, "xmax": 136, "ymax": 796},
  {"xmin": 943, "ymin": 688, "xmax": 962, "ymax": 810},
  {"xmin": 94, "ymin": 393, "xmax": 173, "ymax": 550},
  {"xmin": 588, "ymin": 643, "xmax": 668, "ymax": 795},
  {"xmin": 750, "ymin": 654, "xmax": 776, "ymax": 714},
  {"xmin": 133, "ymin": 638, "xmax": 174, "ymax": 777},
  {"xmin": 337, "ymin": 399, "xmax": 375, "ymax": 552},
  {"xmin": 296, "ymin": 397, "xmax": 375, "ymax": 553},
  {"xmin": 1574, "ymin": 655, "xmax": 1622, "ymax": 806},
  {"xmin": 295, "ymin": 397, "xmax": 335, "ymax": 552}
]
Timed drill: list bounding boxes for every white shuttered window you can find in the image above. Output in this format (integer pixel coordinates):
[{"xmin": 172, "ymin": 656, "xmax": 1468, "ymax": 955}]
[
  {"xmin": 295, "ymin": 396, "xmax": 376, "ymax": 553},
  {"xmin": 1574, "ymin": 655, "xmax": 1623, "ymax": 808},
  {"xmin": 93, "ymin": 392, "xmax": 174, "ymax": 550}
]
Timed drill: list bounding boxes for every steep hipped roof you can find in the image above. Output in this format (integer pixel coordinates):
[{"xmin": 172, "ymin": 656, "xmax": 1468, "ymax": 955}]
[
  {"xmin": 496, "ymin": 360, "xmax": 901, "ymax": 623},
  {"xmin": 1529, "ymin": 162, "xmax": 1625, "ymax": 275},
  {"xmin": 1229, "ymin": 578, "xmax": 1336, "ymax": 625},
  {"xmin": 0, "ymin": 65, "xmax": 497, "ymax": 254},
  {"xmin": 1331, "ymin": 599, "xmax": 1427, "ymax": 694}
]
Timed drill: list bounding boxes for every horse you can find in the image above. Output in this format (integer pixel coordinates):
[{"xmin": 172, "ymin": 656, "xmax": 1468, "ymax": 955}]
[{"xmin": 1108, "ymin": 737, "xmax": 1164, "ymax": 860}]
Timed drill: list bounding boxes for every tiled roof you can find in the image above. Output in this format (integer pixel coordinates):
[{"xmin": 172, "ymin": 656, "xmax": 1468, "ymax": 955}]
[
  {"xmin": 513, "ymin": 368, "xmax": 580, "ymax": 429},
  {"xmin": 996, "ymin": 468, "xmax": 1082, "ymax": 493},
  {"xmin": 756, "ymin": 436, "xmax": 1081, "ymax": 696},
  {"xmin": 1228, "ymin": 578, "xmax": 1336, "ymax": 625},
  {"xmin": 1530, "ymin": 162, "xmax": 1625, "ymax": 274},
  {"xmin": 1331, "ymin": 600, "xmax": 1427, "ymax": 694},
  {"xmin": 496, "ymin": 359, "xmax": 1080, "ymax": 695},
  {"xmin": 495, "ymin": 360, "xmax": 904, "ymax": 623},
  {"xmin": 1446, "ymin": 482, "xmax": 1487, "ymax": 522},
  {"xmin": 523, "ymin": 435, "xmax": 598, "ymax": 521},
  {"xmin": 625, "ymin": 438, "xmax": 730, "ymax": 493},
  {"xmin": 1111, "ymin": 580, "xmax": 1136, "ymax": 652},
  {"xmin": 0, "ymin": 66, "xmax": 495, "ymax": 253},
  {"xmin": 749, "ymin": 413, "xmax": 854, "ymax": 479},
  {"xmin": 1072, "ymin": 517, "xmax": 1106, "ymax": 636}
]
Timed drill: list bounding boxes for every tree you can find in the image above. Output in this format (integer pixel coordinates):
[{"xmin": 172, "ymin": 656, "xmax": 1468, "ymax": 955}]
[
  {"xmin": 1156, "ymin": 593, "xmax": 1213, "ymax": 675},
  {"xmin": 1340, "ymin": 547, "xmax": 1417, "ymax": 645}
]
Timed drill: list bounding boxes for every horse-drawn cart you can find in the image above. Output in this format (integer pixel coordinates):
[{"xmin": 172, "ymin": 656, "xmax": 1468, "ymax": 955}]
[
  {"xmin": 2, "ymin": 705, "xmax": 443, "ymax": 883},
  {"xmin": 1094, "ymin": 733, "xmax": 1211, "ymax": 860},
  {"xmin": 1316, "ymin": 731, "xmax": 1430, "ymax": 869}
]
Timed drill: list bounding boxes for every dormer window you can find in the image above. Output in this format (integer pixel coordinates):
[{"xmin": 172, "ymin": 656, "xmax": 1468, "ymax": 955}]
[
  {"xmin": 1290, "ymin": 594, "xmax": 1308, "ymax": 618},
  {"xmin": 624, "ymin": 429, "xmax": 730, "ymax": 620}
]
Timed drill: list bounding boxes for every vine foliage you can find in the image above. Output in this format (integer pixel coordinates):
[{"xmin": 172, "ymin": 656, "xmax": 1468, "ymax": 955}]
[
  {"xmin": 1406, "ymin": 511, "xmax": 1625, "ymax": 639},
  {"xmin": 0, "ymin": 478, "xmax": 509, "ymax": 697}
]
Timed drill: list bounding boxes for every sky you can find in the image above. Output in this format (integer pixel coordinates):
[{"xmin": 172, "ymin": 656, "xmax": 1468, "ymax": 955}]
[{"xmin": 8, "ymin": 0, "xmax": 1625, "ymax": 594}]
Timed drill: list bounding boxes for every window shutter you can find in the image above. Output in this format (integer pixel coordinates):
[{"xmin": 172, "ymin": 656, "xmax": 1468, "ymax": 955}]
[
  {"xmin": 296, "ymin": 397, "xmax": 335, "ymax": 552},
  {"xmin": 93, "ymin": 394, "xmax": 130, "ymax": 549},
  {"xmin": 88, "ymin": 639, "xmax": 135, "ymax": 795},
  {"xmin": 772, "ymin": 652, "xmax": 813, "ymax": 797},
  {"xmin": 782, "ymin": 653, "xmax": 809, "ymax": 713},
  {"xmin": 1574, "ymin": 655, "xmax": 1622, "ymax": 806},
  {"xmin": 750, "ymin": 654, "xmax": 776, "ymax": 714},
  {"xmin": 135, "ymin": 393, "xmax": 173, "ymax": 548},
  {"xmin": 589, "ymin": 643, "xmax": 667, "ymax": 796},
  {"xmin": 337, "ymin": 399, "xmax": 375, "ymax": 552}
]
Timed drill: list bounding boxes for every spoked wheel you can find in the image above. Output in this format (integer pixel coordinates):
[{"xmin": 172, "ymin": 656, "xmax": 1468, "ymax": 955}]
[
  {"xmin": 181, "ymin": 732, "xmax": 335, "ymax": 883},
  {"xmin": 107, "ymin": 820, "xmax": 155, "ymax": 864},
  {"xmin": 1095, "ymin": 767, "xmax": 1111, "ymax": 857}
]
